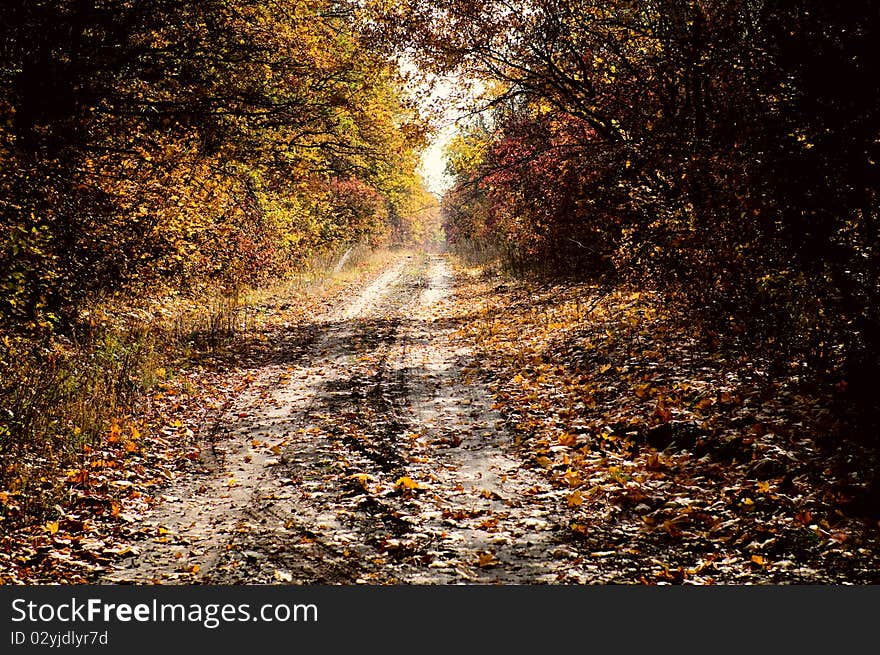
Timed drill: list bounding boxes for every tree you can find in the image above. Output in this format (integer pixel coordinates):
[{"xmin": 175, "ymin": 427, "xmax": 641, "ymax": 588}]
[
  {"xmin": 374, "ymin": 0, "xmax": 880, "ymax": 388},
  {"xmin": 0, "ymin": 0, "xmax": 429, "ymax": 333}
]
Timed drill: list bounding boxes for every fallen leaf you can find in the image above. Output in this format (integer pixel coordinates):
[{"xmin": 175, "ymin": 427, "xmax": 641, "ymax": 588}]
[
  {"xmin": 394, "ymin": 476, "xmax": 422, "ymax": 490},
  {"xmin": 350, "ymin": 473, "xmax": 373, "ymax": 485},
  {"xmin": 477, "ymin": 551, "xmax": 498, "ymax": 568}
]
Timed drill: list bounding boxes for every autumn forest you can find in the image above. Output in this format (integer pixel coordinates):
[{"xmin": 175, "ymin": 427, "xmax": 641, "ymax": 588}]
[{"xmin": 1, "ymin": 1, "xmax": 879, "ymax": 584}]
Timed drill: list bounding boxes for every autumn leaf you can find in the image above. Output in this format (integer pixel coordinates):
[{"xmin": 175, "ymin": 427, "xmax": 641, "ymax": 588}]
[
  {"xmin": 563, "ymin": 469, "xmax": 582, "ymax": 487},
  {"xmin": 634, "ymin": 384, "xmax": 651, "ymax": 399},
  {"xmin": 476, "ymin": 551, "xmax": 498, "ymax": 568},
  {"xmin": 478, "ymin": 517, "xmax": 500, "ymax": 531},
  {"xmin": 571, "ymin": 523, "xmax": 589, "ymax": 536},
  {"xmin": 350, "ymin": 473, "xmax": 373, "ymax": 486},
  {"xmin": 394, "ymin": 476, "xmax": 422, "ymax": 490},
  {"xmin": 653, "ymin": 402, "xmax": 673, "ymax": 423},
  {"xmin": 645, "ymin": 453, "xmax": 664, "ymax": 471}
]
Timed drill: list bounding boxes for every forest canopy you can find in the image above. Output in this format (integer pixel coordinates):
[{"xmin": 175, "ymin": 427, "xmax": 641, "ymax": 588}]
[
  {"xmin": 365, "ymin": 0, "xmax": 880, "ymax": 392},
  {"xmin": 0, "ymin": 0, "xmax": 432, "ymax": 335}
]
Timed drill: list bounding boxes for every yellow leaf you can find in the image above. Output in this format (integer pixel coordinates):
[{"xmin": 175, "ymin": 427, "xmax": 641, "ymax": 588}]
[
  {"xmin": 751, "ymin": 555, "xmax": 765, "ymax": 566},
  {"xmin": 477, "ymin": 551, "xmax": 498, "ymax": 568},
  {"xmin": 557, "ymin": 433, "xmax": 577, "ymax": 447},
  {"xmin": 567, "ymin": 491, "xmax": 584, "ymax": 507},
  {"xmin": 108, "ymin": 420, "xmax": 122, "ymax": 443},
  {"xmin": 563, "ymin": 469, "xmax": 582, "ymax": 487},
  {"xmin": 535, "ymin": 456, "xmax": 552, "ymax": 469},
  {"xmin": 130, "ymin": 424, "xmax": 141, "ymax": 440},
  {"xmin": 599, "ymin": 364, "xmax": 612, "ymax": 374},
  {"xmin": 394, "ymin": 476, "xmax": 421, "ymax": 490},
  {"xmin": 45, "ymin": 521, "xmax": 59, "ymax": 535},
  {"xmin": 228, "ymin": 477, "xmax": 237, "ymax": 487},
  {"xmin": 756, "ymin": 481, "xmax": 771, "ymax": 494}
]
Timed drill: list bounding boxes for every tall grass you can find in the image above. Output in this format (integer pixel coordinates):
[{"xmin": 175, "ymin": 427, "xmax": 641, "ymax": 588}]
[{"xmin": 0, "ymin": 326, "xmax": 159, "ymax": 524}]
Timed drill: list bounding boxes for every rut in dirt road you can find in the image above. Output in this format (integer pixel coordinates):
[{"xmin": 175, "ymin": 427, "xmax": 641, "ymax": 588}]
[{"xmin": 107, "ymin": 253, "xmax": 581, "ymax": 584}]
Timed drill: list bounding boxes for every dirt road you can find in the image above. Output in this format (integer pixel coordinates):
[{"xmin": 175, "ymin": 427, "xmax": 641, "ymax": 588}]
[{"xmin": 107, "ymin": 253, "xmax": 577, "ymax": 584}]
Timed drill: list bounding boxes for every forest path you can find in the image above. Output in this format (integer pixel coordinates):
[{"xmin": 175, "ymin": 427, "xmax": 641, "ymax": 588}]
[{"xmin": 106, "ymin": 253, "xmax": 573, "ymax": 584}]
